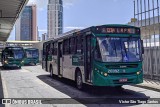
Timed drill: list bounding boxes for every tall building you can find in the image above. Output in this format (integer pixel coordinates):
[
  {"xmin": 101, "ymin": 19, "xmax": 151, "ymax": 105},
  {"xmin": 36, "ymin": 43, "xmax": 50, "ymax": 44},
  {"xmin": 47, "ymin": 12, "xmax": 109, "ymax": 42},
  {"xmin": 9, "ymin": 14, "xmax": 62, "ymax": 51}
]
[
  {"xmin": 15, "ymin": 5, "xmax": 37, "ymax": 41},
  {"xmin": 48, "ymin": 0, "xmax": 63, "ymax": 39},
  {"xmin": 42, "ymin": 33, "xmax": 47, "ymax": 41}
]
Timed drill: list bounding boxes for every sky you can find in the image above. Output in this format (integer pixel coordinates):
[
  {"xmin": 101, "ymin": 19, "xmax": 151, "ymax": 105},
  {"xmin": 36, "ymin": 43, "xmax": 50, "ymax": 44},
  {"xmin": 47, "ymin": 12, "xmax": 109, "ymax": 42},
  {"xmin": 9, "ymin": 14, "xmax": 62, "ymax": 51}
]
[{"xmin": 8, "ymin": 0, "xmax": 134, "ymax": 40}]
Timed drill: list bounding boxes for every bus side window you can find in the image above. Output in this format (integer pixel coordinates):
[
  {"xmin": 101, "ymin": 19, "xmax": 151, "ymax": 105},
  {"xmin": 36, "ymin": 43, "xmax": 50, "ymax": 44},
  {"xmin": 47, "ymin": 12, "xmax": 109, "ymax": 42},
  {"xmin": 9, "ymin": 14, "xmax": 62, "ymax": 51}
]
[
  {"xmin": 70, "ymin": 37, "xmax": 76, "ymax": 54},
  {"xmin": 63, "ymin": 39, "xmax": 69, "ymax": 55},
  {"xmin": 53, "ymin": 42, "xmax": 57, "ymax": 55},
  {"xmin": 76, "ymin": 36, "xmax": 81, "ymax": 54},
  {"xmin": 76, "ymin": 35, "xmax": 84, "ymax": 54},
  {"xmin": 49, "ymin": 42, "xmax": 53, "ymax": 55},
  {"xmin": 81, "ymin": 35, "xmax": 84, "ymax": 54}
]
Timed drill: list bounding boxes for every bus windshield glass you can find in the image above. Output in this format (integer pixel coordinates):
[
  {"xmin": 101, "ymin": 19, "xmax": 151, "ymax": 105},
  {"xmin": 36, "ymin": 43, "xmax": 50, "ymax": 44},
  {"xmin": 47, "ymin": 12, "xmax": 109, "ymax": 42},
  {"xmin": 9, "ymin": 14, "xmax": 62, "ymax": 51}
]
[
  {"xmin": 26, "ymin": 49, "xmax": 38, "ymax": 58},
  {"xmin": 6, "ymin": 48, "xmax": 24, "ymax": 59},
  {"xmin": 94, "ymin": 37, "xmax": 142, "ymax": 62}
]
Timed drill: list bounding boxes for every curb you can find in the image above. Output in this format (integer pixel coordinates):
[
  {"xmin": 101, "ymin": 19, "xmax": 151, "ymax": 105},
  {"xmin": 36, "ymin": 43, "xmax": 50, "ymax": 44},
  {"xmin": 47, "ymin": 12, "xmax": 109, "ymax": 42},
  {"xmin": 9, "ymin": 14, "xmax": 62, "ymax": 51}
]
[{"xmin": 132, "ymin": 84, "xmax": 160, "ymax": 92}]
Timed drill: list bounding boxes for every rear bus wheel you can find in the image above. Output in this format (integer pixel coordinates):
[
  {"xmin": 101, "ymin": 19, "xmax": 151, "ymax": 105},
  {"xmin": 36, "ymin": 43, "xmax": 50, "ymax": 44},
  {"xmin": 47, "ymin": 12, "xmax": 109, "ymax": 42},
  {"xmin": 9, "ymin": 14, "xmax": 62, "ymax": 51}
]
[{"xmin": 76, "ymin": 71, "xmax": 83, "ymax": 90}]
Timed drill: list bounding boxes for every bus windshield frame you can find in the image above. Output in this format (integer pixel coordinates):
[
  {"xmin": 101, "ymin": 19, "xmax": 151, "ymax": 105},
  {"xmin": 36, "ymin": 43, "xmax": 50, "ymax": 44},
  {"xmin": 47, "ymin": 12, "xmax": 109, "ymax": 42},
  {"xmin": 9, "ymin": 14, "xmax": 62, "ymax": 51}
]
[
  {"xmin": 5, "ymin": 48, "xmax": 24, "ymax": 60},
  {"xmin": 94, "ymin": 36, "xmax": 142, "ymax": 63},
  {"xmin": 25, "ymin": 49, "xmax": 39, "ymax": 58}
]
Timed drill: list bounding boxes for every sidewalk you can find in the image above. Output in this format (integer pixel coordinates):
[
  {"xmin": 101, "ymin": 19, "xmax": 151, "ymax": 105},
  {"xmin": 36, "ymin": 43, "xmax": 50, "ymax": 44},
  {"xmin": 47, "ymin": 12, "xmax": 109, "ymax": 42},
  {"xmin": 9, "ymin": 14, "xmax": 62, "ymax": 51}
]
[{"xmin": 133, "ymin": 79, "xmax": 160, "ymax": 92}]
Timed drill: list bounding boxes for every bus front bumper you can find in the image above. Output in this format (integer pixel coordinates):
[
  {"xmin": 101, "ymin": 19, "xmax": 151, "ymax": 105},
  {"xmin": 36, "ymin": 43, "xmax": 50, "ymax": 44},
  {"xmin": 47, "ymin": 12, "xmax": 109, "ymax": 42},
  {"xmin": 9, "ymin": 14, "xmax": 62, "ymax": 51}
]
[
  {"xmin": 93, "ymin": 72, "xmax": 143, "ymax": 86},
  {"xmin": 23, "ymin": 59, "xmax": 39, "ymax": 65},
  {"xmin": 3, "ymin": 63, "xmax": 22, "ymax": 68}
]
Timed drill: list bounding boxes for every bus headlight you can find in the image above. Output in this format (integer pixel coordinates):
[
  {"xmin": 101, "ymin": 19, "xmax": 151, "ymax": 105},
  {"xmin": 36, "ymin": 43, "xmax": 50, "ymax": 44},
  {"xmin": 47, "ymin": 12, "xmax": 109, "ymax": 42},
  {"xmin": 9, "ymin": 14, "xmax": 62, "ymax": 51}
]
[
  {"xmin": 137, "ymin": 71, "xmax": 140, "ymax": 75},
  {"xmin": 104, "ymin": 73, "xmax": 108, "ymax": 76},
  {"xmin": 4, "ymin": 60, "xmax": 8, "ymax": 64}
]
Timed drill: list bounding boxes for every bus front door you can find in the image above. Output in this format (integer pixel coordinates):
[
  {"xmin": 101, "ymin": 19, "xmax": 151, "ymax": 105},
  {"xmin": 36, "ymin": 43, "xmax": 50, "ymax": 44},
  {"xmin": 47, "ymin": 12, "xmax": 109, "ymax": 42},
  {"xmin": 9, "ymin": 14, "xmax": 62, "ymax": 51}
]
[
  {"xmin": 85, "ymin": 36, "xmax": 92, "ymax": 82},
  {"xmin": 58, "ymin": 42, "xmax": 63, "ymax": 77}
]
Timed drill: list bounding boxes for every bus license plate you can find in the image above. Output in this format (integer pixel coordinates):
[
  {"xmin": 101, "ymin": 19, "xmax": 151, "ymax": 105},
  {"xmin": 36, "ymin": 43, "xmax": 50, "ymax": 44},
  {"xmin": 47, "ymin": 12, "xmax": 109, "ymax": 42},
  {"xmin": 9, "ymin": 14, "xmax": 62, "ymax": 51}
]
[{"xmin": 119, "ymin": 78, "xmax": 128, "ymax": 82}]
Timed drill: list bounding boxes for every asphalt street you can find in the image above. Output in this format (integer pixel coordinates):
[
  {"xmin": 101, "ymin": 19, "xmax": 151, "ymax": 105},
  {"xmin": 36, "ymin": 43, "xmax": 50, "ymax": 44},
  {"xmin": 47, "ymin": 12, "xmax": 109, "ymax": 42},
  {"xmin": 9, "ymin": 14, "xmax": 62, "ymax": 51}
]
[{"xmin": 0, "ymin": 64, "xmax": 160, "ymax": 107}]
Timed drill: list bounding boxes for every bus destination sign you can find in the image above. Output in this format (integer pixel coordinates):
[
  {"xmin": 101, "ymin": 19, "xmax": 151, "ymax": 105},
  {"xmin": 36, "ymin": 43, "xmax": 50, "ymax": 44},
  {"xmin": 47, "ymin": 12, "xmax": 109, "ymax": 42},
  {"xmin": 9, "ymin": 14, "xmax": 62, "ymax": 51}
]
[{"xmin": 96, "ymin": 27, "xmax": 140, "ymax": 34}]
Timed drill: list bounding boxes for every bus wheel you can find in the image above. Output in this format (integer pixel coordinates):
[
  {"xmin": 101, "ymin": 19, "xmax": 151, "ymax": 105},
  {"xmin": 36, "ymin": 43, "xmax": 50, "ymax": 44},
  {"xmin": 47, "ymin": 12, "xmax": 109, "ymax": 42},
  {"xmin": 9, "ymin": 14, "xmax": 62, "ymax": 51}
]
[
  {"xmin": 76, "ymin": 71, "xmax": 83, "ymax": 90},
  {"xmin": 50, "ymin": 66, "xmax": 53, "ymax": 78},
  {"xmin": 3, "ymin": 66, "xmax": 6, "ymax": 70}
]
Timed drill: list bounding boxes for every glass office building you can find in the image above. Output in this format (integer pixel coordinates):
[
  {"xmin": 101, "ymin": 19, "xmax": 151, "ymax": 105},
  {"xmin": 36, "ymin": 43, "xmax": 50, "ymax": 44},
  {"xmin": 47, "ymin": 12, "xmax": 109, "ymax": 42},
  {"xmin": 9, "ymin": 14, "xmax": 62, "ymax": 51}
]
[
  {"xmin": 48, "ymin": 0, "xmax": 63, "ymax": 39},
  {"xmin": 15, "ymin": 5, "xmax": 37, "ymax": 41}
]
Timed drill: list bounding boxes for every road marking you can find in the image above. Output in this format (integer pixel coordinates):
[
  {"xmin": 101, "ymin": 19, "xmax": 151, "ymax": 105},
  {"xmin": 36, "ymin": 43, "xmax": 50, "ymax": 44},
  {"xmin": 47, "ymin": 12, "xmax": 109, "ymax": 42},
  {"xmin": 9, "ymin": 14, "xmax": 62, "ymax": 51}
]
[
  {"xmin": 20, "ymin": 69, "xmax": 29, "ymax": 72},
  {"xmin": 1, "ymin": 77, "xmax": 9, "ymax": 98},
  {"xmin": 1, "ymin": 74, "xmax": 10, "ymax": 107}
]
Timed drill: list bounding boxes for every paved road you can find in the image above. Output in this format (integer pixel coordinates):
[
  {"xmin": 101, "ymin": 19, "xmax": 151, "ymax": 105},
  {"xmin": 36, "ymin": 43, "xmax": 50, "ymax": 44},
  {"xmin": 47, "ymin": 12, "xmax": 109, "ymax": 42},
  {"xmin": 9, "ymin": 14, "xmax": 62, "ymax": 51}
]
[{"xmin": 0, "ymin": 65, "xmax": 160, "ymax": 107}]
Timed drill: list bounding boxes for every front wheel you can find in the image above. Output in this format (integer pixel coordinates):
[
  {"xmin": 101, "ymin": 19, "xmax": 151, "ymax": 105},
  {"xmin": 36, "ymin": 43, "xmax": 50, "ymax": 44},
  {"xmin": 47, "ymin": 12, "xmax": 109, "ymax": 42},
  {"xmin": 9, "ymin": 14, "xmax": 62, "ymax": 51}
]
[
  {"xmin": 76, "ymin": 71, "xmax": 83, "ymax": 90},
  {"xmin": 18, "ymin": 66, "xmax": 21, "ymax": 69},
  {"xmin": 3, "ymin": 66, "xmax": 6, "ymax": 70}
]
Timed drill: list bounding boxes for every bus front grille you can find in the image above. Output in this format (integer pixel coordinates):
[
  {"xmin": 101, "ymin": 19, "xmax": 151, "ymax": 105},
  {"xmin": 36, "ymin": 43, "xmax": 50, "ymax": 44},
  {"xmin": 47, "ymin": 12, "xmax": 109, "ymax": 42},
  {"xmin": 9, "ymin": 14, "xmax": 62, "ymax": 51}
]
[
  {"xmin": 106, "ymin": 64, "xmax": 138, "ymax": 69},
  {"xmin": 108, "ymin": 72, "xmax": 136, "ymax": 76}
]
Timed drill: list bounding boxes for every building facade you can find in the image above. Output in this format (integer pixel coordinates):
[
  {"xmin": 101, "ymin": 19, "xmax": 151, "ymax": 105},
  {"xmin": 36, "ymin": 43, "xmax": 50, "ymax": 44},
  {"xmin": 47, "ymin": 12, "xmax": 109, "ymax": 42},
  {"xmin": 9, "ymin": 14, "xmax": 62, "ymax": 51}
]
[
  {"xmin": 48, "ymin": 0, "xmax": 63, "ymax": 39},
  {"xmin": 42, "ymin": 33, "xmax": 47, "ymax": 41},
  {"xmin": 15, "ymin": 5, "xmax": 37, "ymax": 41}
]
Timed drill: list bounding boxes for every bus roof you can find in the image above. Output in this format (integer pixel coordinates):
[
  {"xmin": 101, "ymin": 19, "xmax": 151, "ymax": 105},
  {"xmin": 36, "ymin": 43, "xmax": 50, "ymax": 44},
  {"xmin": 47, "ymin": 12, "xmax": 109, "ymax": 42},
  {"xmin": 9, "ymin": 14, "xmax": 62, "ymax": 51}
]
[
  {"xmin": 3, "ymin": 47, "xmax": 23, "ymax": 51},
  {"xmin": 5, "ymin": 46, "xmax": 23, "ymax": 49},
  {"xmin": 44, "ymin": 24, "xmax": 140, "ymax": 43}
]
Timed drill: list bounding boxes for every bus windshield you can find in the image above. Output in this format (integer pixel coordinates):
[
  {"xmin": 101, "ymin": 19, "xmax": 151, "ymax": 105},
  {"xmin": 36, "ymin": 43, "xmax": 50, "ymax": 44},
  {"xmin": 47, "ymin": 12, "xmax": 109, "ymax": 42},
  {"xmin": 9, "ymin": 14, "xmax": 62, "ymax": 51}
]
[
  {"xmin": 26, "ymin": 49, "xmax": 38, "ymax": 58},
  {"xmin": 94, "ymin": 37, "xmax": 142, "ymax": 62},
  {"xmin": 6, "ymin": 48, "xmax": 24, "ymax": 59}
]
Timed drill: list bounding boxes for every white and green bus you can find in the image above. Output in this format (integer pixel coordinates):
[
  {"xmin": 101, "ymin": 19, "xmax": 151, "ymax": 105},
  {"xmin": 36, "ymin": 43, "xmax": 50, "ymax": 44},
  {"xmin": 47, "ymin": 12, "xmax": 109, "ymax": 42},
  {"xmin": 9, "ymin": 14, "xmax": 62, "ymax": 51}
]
[{"xmin": 42, "ymin": 24, "xmax": 144, "ymax": 89}]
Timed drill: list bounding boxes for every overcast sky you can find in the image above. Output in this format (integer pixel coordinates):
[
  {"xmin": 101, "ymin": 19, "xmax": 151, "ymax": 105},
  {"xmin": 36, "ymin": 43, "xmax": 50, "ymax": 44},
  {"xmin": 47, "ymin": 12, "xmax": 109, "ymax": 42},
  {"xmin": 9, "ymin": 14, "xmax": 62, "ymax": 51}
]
[{"xmin": 8, "ymin": 0, "xmax": 134, "ymax": 40}]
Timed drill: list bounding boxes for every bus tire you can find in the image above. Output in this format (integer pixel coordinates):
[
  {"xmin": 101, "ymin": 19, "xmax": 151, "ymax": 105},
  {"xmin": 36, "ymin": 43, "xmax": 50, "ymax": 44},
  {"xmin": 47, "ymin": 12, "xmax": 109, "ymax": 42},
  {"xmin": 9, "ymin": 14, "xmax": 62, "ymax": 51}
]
[
  {"xmin": 76, "ymin": 71, "xmax": 83, "ymax": 90},
  {"xmin": 50, "ymin": 65, "xmax": 53, "ymax": 78},
  {"xmin": 3, "ymin": 66, "xmax": 6, "ymax": 70}
]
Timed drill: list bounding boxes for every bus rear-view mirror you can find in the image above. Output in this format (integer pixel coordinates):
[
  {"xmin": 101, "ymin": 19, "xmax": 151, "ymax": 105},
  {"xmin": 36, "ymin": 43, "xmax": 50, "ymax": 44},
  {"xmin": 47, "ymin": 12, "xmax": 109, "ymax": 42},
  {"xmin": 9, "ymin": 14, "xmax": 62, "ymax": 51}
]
[{"xmin": 141, "ymin": 40, "xmax": 144, "ymax": 54}]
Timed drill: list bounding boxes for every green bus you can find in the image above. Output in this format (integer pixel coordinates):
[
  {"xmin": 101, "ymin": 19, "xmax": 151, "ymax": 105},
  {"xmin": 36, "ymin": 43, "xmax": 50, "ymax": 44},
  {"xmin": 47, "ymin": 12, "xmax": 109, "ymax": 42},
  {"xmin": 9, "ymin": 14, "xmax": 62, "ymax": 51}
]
[
  {"xmin": 1, "ymin": 47, "xmax": 25, "ymax": 69},
  {"xmin": 42, "ymin": 24, "xmax": 144, "ymax": 89},
  {"xmin": 23, "ymin": 48, "xmax": 39, "ymax": 65}
]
